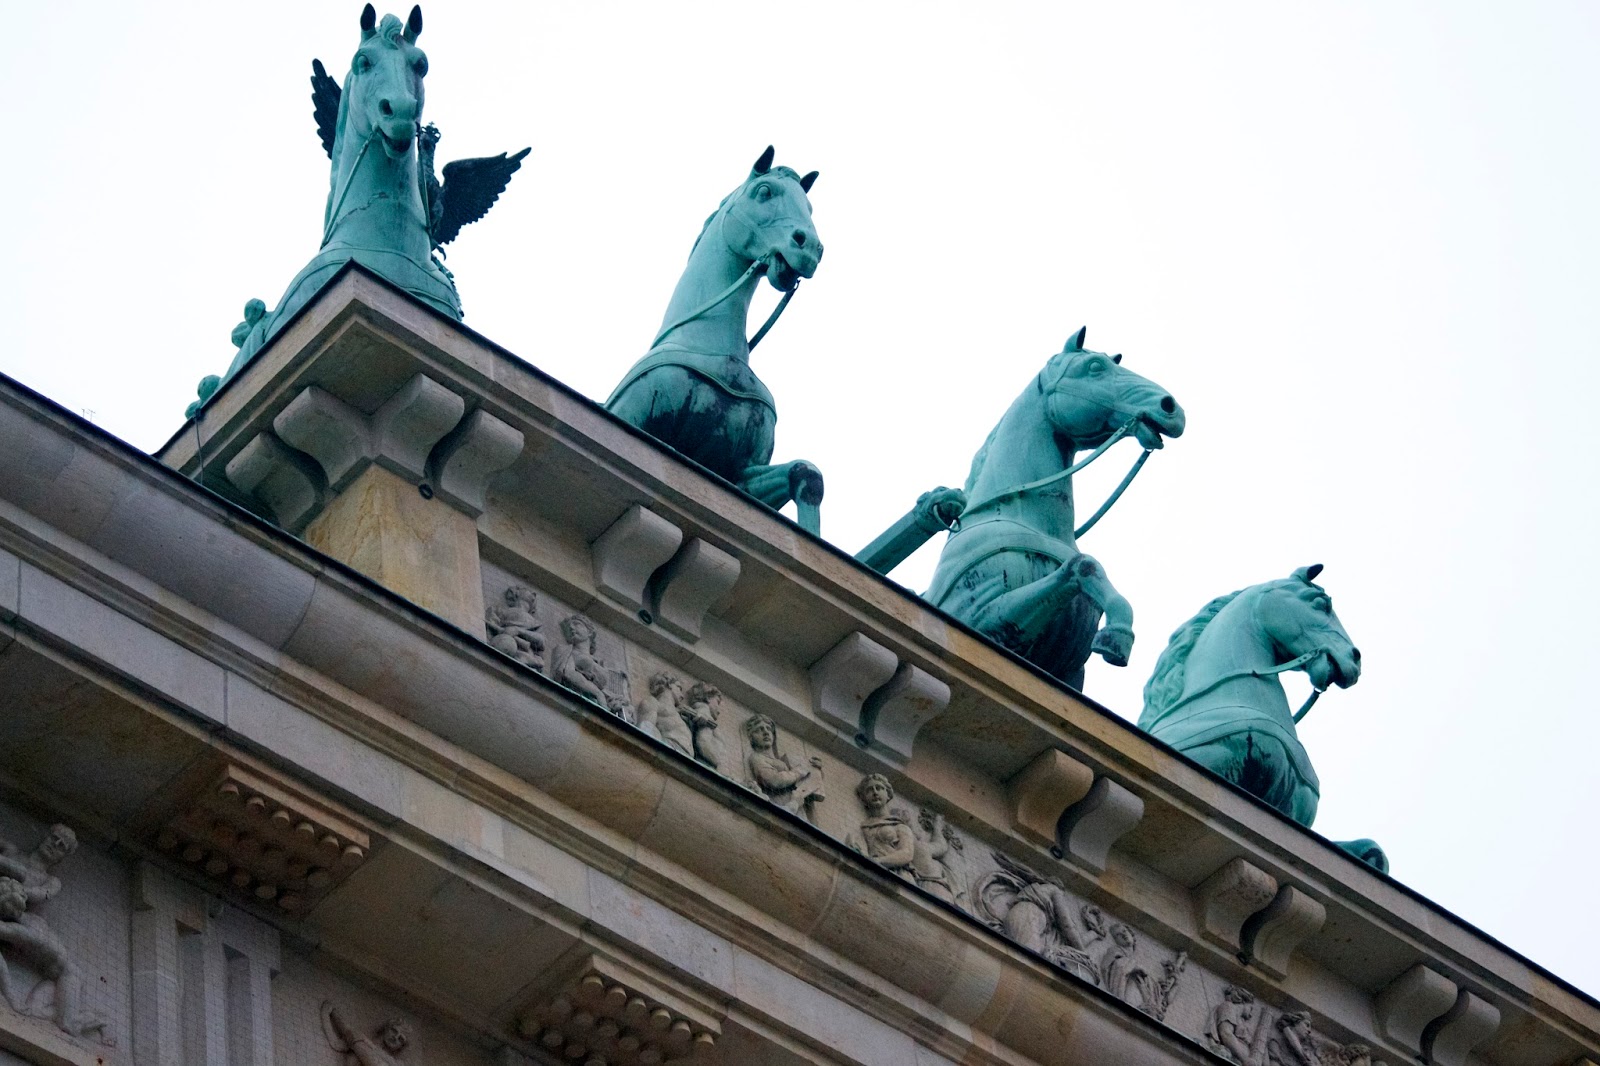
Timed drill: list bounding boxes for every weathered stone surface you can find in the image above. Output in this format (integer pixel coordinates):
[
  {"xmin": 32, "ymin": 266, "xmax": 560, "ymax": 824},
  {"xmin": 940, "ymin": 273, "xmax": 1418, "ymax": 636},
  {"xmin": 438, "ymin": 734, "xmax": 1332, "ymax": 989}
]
[
  {"xmin": 809, "ymin": 632, "xmax": 899, "ymax": 739},
  {"xmin": 1055, "ymin": 776, "xmax": 1143, "ymax": 873},
  {"xmin": 1427, "ymin": 988, "xmax": 1502, "ymax": 1066},
  {"xmin": 858, "ymin": 662, "xmax": 950, "ymax": 766},
  {"xmin": 590, "ymin": 504, "xmax": 683, "ymax": 615},
  {"xmin": 652, "ymin": 537, "xmax": 741, "ymax": 641},
  {"xmin": 1006, "ymin": 748, "xmax": 1095, "ymax": 849},
  {"xmin": 1375, "ymin": 963, "xmax": 1459, "ymax": 1055},
  {"xmin": 304, "ymin": 464, "xmax": 486, "ymax": 634},
  {"xmin": 1243, "ymin": 884, "xmax": 1325, "ymax": 979},
  {"xmin": 1193, "ymin": 857, "xmax": 1277, "ymax": 954}
]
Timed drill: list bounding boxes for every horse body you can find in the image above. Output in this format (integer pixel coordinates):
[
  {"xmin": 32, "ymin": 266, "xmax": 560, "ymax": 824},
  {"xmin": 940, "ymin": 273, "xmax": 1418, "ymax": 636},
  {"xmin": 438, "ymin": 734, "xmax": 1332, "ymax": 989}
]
[
  {"xmin": 1139, "ymin": 567, "xmax": 1387, "ymax": 871},
  {"xmin": 926, "ymin": 331, "xmax": 1185, "ymax": 689},
  {"xmin": 607, "ymin": 147, "xmax": 826, "ymax": 530}
]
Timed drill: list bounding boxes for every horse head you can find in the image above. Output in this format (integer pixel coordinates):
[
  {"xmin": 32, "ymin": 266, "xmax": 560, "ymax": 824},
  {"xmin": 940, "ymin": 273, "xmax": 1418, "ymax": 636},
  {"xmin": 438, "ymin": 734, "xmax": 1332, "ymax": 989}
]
[
  {"xmin": 1256, "ymin": 565, "xmax": 1362, "ymax": 691},
  {"xmin": 715, "ymin": 146, "xmax": 823, "ymax": 291},
  {"xmin": 1038, "ymin": 328, "xmax": 1185, "ymax": 451},
  {"xmin": 342, "ymin": 5, "xmax": 428, "ymax": 161}
]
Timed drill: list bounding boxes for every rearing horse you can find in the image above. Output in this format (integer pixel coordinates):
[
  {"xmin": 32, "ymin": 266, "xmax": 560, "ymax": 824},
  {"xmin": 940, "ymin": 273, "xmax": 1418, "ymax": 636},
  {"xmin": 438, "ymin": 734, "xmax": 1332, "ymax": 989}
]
[
  {"xmin": 190, "ymin": 5, "xmax": 527, "ymax": 415},
  {"xmin": 1138, "ymin": 566, "xmax": 1388, "ymax": 871},
  {"xmin": 606, "ymin": 147, "xmax": 826, "ymax": 531},
  {"xmin": 926, "ymin": 330, "xmax": 1186, "ymax": 689}
]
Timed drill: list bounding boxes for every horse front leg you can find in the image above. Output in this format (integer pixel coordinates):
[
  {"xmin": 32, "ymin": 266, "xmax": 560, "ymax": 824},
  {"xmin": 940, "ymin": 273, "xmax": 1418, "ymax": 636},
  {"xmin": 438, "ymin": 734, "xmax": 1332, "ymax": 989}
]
[
  {"xmin": 968, "ymin": 554, "xmax": 1134, "ymax": 668},
  {"xmin": 741, "ymin": 461, "xmax": 825, "ymax": 534}
]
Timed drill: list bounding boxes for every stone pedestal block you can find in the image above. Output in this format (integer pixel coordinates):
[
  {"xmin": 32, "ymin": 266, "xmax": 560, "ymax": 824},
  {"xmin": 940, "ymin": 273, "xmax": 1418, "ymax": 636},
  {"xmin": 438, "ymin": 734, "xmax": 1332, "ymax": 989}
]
[{"xmin": 306, "ymin": 465, "xmax": 486, "ymax": 635}]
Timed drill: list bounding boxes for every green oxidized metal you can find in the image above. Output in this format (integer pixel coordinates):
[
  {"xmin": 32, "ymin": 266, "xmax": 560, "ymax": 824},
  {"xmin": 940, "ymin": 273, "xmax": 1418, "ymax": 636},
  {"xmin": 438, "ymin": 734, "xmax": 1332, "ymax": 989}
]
[
  {"xmin": 188, "ymin": 5, "xmax": 528, "ymax": 417},
  {"xmin": 925, "ymin": 330, "xmax": 1185, "ymax": 690},
  {"xmin": 1138, "ymin": 565, "xmax": 1389, "ymax": 872},
  {"xmin": 606, "ymin": 147, "xmax": 826, "ymax": 533}
]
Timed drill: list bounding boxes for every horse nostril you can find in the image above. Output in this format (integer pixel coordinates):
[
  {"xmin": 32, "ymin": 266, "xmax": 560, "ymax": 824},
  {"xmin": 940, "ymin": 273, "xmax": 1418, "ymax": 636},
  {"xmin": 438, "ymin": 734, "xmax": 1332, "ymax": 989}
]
[
  {"xmin": 792, "ymin": 230, "xmax": 807, "ymax": 248},
  {"xmin": 379, "ymin": 99, "xmax": 393, "ymax": 117},
  {"xmin": 1160, "ymin": 396, "xmax": 1176, "ymax": 414},
  {"xmin": 1351, "ymin": 648, "xmax": 1362, "ymax": 664}
]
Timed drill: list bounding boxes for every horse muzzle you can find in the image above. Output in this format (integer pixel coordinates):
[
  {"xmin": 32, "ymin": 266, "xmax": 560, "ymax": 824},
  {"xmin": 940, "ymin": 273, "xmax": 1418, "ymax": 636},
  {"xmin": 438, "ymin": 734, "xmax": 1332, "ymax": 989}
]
[
  {"xmin": 1308, "ymin": 647, "xmax": 1361, "ymax": 690},
  {"xmin": 766, "ymin": 246, "xmax": 820, "ymax": 291}
]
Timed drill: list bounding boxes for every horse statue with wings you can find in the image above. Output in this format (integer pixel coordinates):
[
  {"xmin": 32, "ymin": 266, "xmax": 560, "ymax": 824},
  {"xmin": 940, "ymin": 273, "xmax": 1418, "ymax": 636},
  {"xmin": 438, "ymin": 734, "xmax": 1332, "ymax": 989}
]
[{"xmin": 188, "ymin": 5, "xmax": 529, "ymax": 416}]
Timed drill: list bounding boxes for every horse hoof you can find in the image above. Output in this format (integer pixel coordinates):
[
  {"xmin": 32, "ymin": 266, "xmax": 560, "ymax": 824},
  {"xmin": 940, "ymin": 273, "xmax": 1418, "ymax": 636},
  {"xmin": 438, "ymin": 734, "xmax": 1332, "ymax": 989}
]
[{"xmin": 1091, "ymin": 626, "xmax": 1134, "ymax": 667}]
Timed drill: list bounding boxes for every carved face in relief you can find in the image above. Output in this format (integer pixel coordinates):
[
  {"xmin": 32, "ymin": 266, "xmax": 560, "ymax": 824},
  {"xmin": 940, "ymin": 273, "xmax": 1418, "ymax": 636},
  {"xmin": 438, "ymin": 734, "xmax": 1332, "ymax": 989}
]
[
  {"xmin": 378, "ymin": 1019, "xmax": 413, "ymax": 1052},
  {"xmin": 856, "ymin": 773, "xmax": 894, "ymax": 813},
  {"xmin": 745, "ymin": 715, "xmax": 776, "ymax": 751},
  {"xmin": 38, "ymin": 824, "xmax": 77, "ymax": 866}
]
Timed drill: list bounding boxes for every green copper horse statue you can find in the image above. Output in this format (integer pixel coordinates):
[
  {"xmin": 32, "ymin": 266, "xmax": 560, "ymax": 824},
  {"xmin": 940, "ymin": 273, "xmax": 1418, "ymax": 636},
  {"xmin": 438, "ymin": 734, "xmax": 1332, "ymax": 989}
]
[
  {"xmin": 187, "ymin": 5, "xmax": 528, "ymax": 416},
  {"xmin": 1138, "ymin": 566, "xmax": 1389, "ymax": 872},
  {"xmin": 606, "ymin": 147, "xmax": 826, "ymax": 532},
  {"xmin": 924, "ymin": 329, "xmax": 1186, "ymax": 690}
]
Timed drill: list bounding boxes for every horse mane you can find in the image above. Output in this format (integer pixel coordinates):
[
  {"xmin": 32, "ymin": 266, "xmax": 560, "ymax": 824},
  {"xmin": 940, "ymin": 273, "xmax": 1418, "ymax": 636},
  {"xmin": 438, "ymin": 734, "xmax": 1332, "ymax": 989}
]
[
  {"xmin": 1141, "ymin": 588, "xmax": 1245, "ymax": 718},
  {"xmin": 688, "ymin": 166, "xmax": 806, "ymax": 258}
]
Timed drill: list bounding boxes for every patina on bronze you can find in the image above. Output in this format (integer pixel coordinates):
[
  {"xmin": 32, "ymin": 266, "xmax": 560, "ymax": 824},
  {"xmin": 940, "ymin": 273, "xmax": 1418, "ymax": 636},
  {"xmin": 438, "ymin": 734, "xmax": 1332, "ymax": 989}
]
[
  {"xmin": 925, "ymin": 329, "xmax": 1185, "ymax": 690},
  {"xmin": 188, "ymin": 5, "xmax": 529, "ymax": 416},
  {"xmin": 606, "ymin": 147, "xmax": 826, "ymax": 533}
]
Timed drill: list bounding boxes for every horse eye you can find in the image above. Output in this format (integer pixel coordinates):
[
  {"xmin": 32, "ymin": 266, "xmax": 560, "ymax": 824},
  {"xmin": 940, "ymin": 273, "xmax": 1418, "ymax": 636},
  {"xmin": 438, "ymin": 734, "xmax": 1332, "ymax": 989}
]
[
  {"xmin": 755, "ymin": 184, "xmax": 772, "ymax": 201},
  {"xmin": 1315, "ymin": 597, "xmax": 1332, "ymax": 613},
  {"xmin": 354, "ymin": 53, "xmax": 371, "ymax": 72},
  {"xmin": 413, "ymin": 56, "xmax": 428, "ymax": 76}
]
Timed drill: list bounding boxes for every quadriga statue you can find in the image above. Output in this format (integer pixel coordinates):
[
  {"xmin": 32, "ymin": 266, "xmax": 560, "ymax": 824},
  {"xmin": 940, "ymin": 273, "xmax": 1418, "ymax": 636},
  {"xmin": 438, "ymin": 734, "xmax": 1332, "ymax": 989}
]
[
  {"xmin": 188, "ymin": 5, "xmax": 529, "ymax": 416},
  {"xmin": 606, "ymin": 147, "xmax": 827, "ymax": 532},
  {"xmin": 924, "ymin": 329, "xmax": 1185, "ymax": 690},
  {"xmin": 1138, "ymin": 566, "xmax": 1388, "ymax": 872}
]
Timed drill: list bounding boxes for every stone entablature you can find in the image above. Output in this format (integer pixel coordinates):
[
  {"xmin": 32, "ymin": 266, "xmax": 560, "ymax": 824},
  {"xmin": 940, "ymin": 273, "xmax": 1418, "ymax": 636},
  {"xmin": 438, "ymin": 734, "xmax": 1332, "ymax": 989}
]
[
  {"xmin": 0, "ymin": 269, "xmax": 1578, "ymax": 1064},
  {"xmin": 136, "ymin": 265, "xmax": 1598, "ymax": 1066}
]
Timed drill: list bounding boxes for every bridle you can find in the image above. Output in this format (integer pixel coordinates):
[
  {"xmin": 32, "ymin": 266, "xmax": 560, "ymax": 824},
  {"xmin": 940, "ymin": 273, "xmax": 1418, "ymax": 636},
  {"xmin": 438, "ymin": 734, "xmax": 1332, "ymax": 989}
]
[
  {"xmin": 1160, "ymin": 647, "xmax": 1336, "ymax": 725},
  {"xmin": 959, "ymin": 414, "xmax": 1156, "ymax": 539},
  {"xmin": 649, "ymin": 196, "xmax": 804, "ymax": 353}
]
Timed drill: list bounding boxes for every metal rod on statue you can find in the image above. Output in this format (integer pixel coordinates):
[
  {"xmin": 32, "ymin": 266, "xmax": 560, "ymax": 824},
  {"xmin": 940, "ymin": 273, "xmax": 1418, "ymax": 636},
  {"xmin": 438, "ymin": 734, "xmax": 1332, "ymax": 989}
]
[{"xmin": 1293, "ymin": 688, "xmax": 1324, "ymax": 724}]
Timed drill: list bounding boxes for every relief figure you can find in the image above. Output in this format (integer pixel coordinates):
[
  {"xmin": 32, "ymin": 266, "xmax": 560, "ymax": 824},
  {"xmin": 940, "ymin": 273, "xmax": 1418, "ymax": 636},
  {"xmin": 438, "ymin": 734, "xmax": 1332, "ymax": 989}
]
[
  {"xmin": 973, "ymin": 851, "xmax": 1105, "ymax": 981},
  {"xmin": 848, "ymin": 775, "xmax": 956, "ymax": 903},
  {"xmin": 743, "ymin": 714, "xmax": 824, "ymax": 822},
  {"xmin": 323, "ymin": 999, "xmax": 415, "ymax": 1064},
  {"xmin": 485, "ymin": 584, "xmax": 545, "ymax": 672},
  {"xmin": 640, "ymin": 673, "xmax": 693, "ymax": 754},
  {"xmin": 683, "ymin": 682, "xmax": 727, "ymax": 771},
  {"xmin": 0, "ymin": 825, "xmax": 109, "ymax": 1043},
  {"xmin": 552, "ymin": 615, "xmax": 633, "ymax": 717}
]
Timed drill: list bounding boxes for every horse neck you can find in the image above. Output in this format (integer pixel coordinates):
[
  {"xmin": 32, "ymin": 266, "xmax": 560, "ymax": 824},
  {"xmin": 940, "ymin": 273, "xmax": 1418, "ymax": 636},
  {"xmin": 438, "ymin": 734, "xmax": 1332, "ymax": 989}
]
[
  {"xmin": 1182, "ymin": 591, "xmax": 1291, "ymax": 713},
  {"xmin": 653, "ymin": 218, "xmax": 758, "ymax": 359},
  {"xmin": 966, "ymin": 386, "xmax": 1078, "ymax": 541},
  {"xmin": 323, "ymin": 130, "xmax": 430, "ymax": 257}
]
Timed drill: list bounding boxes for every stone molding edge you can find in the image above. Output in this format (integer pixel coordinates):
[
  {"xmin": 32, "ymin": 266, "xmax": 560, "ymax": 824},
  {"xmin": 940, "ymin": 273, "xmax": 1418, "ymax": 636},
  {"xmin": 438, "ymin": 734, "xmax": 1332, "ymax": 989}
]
[
  {"xmin": 0, "ymin": 483, "xmax": 1529, "ymax": 1066},
  {"xmin": 9, "ymin": 308, "xmax": 1587, "ymax": 1056}
]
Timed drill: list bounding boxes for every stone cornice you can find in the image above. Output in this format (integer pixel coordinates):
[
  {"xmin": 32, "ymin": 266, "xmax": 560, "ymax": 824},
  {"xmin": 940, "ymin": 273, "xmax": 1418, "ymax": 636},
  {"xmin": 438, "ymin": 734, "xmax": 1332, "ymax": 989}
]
[{"xmin": 0, "ymin": 265, "xmax": 1563, "ymax": 1065}]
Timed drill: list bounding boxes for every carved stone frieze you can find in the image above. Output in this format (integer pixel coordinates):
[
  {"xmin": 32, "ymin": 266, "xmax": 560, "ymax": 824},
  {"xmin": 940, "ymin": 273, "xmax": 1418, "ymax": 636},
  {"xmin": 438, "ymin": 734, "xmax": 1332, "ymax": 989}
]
[
  {"xmin": 516, "ymin": 954, "xmax": 721, "ymax": 1065},
  {"xmin": 150, "ymin": 763, "xmax": 371, "ymax": 913},
  {"xmin": 478, "ymin": 566, "xmax": 1419, "ymax": 1064},
  {"xmin": 322, "ymin": 999, "xmax": 417, "ymax": 1065},
  {"xmin": 0, "ymin": 823, "xmax": 112, "ymax": 1047}
]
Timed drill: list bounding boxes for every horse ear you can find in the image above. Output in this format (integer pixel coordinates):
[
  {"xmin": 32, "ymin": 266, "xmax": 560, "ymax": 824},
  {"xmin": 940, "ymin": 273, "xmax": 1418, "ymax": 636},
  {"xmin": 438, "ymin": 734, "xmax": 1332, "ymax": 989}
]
[
  {"xmin": 405, "ymin": 6, "xmax": 423, "ymax": 42},
  {"xmin": 799, "ymin": 170, "xmax": 819, "ymax": 193},
  {"xmin": 752, "ymin": 145, "xmax": 776, "ymax": 175},
  {"xmin": 1063, "ymin": 326, "xmax": 1087, "ymax": 352},
  {"xmin": 1110, "ymin": 353, "xmax": 1122, "ymax": 364},
  {"xmin": 360, "ymin": 4, "xmax": 377, "ymax": 36},
  {"xmin": 1294, "ymin": 563, "xmax": 1325, "ymax": 583}
]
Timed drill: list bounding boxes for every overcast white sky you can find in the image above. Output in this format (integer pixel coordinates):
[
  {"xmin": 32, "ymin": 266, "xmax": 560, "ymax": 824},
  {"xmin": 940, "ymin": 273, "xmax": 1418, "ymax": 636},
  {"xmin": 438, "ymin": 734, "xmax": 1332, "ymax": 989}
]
[{"xmin": 3, "ymin": 2, "xmax": 1597, "ymax": 996}]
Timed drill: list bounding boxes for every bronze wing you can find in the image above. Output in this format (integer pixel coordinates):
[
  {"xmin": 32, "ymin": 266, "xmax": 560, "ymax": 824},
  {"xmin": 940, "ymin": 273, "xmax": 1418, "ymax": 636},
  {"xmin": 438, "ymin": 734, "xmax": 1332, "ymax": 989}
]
[
  {"xmin": 432, "ymin": 148, "xmax": 532, "ymax": 247},
  {"xmin": 310, "ymin": 59, "xmax": 341, "ymax": 159}
]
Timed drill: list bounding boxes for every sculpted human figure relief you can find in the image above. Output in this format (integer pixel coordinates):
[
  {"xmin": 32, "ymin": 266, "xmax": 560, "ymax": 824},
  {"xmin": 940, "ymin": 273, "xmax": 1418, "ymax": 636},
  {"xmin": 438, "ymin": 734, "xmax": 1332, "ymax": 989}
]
[
  {"xmin": 552, "ymin": 615, "xmax": 634, "ymax": 718},
  {"xmin": 924, "ymin": 329, "xmax": 1185, "ymax": 690},
  {"xmin": 682, "ymin": 682, "xmax": 727, "ymax": 771},
  {"xmin": 606, "ymin": 147, "xmax": 827, "ymax": 533},
  {"xmin": 847, "ymin": 775, "xmax": 958, "ymax": 903},
  {"xmin": 742, "ymin": 714, "xmax": 825, "ymax": 822},
  {"xmin": 639, "ymin": 672, "xmax": 692, "ymax": 753},
  {"xmin": 973, "ymin": 851, "xmax": 1107, "ymax": 981},
  {"xmin": 323, "ymin": 1000, "xmax": 415, "ymax": 1065},
  {"xmin": 0, "ymin": 825, "xmax": 110, "ymax": 1044},
  {"xmin": 188, "ymin": 5, "xmax": 529, "ymax": 415},
  {"xmin": 485, "ymin": 585, "xmax": 546, "ymax": 672},
  {"xmin": 1137, "ymin": 565, "xmax": 1389, "ymax": 871}
]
